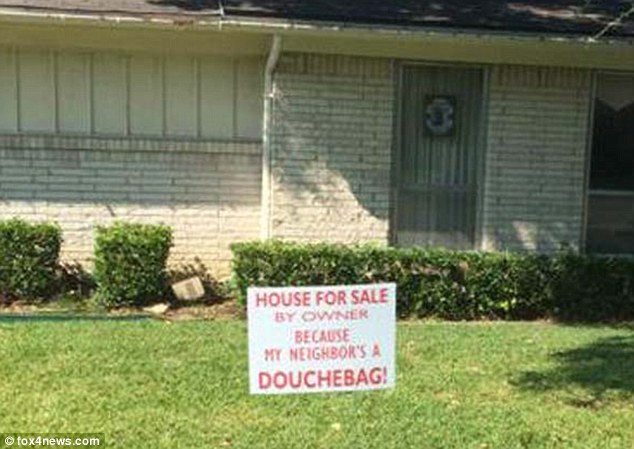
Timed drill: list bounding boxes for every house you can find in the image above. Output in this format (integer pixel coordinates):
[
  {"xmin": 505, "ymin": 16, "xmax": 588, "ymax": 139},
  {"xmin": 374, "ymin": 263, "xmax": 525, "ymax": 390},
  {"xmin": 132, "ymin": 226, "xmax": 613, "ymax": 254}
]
[{"xmin": 0, "ymin": 1, "xmax": 633, "ymax": 276}]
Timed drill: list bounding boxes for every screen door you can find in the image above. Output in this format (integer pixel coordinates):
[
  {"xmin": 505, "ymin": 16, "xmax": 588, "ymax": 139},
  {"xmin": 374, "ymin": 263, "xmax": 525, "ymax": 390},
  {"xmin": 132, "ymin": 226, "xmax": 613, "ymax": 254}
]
[{"xmin": 395, "ymin": 65, "xmax": 484, "ymax": 249}]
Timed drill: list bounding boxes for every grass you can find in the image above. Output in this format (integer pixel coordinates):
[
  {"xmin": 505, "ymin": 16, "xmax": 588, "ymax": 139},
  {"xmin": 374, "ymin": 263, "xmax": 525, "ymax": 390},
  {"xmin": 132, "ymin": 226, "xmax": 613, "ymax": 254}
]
[{"xmin": 0, "ymin": 319, "xmax": 633, "ymax": 448}]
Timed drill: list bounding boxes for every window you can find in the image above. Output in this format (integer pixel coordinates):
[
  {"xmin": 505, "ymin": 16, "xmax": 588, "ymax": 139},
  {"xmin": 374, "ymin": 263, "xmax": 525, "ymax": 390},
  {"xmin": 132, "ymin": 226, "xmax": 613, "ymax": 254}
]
[{"xmin": 587, "ymin": 74, "xmax": 634, "ymax": 254}]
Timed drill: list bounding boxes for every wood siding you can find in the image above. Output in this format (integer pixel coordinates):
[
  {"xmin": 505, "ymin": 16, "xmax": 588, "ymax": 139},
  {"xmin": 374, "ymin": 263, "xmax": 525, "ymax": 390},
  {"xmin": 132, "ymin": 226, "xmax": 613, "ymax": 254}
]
[{"xmin": 0, "ymin": 47, "xmax": 264, "ymax": 140}]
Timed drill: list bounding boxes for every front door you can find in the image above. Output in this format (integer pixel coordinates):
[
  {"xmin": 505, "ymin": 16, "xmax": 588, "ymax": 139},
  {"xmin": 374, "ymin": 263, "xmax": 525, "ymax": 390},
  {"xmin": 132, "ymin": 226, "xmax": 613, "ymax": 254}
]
[{"xmin": 395, "ymin": 65, "xmax": 484, "ymax": 249}]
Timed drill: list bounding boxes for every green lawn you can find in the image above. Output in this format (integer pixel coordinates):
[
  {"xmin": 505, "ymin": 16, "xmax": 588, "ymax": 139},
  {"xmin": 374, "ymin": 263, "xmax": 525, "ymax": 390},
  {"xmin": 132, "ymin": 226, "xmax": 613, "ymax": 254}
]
[{"xmin": 0, "ymin": 319, "xmax": 633, "ymax": 448}]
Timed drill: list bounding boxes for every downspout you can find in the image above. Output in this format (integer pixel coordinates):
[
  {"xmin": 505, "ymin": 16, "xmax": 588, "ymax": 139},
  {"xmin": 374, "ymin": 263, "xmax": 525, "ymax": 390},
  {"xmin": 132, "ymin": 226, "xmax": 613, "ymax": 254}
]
[{"xmin": 260, "ymin": 34, "xmax": 282, "ymax": 240}]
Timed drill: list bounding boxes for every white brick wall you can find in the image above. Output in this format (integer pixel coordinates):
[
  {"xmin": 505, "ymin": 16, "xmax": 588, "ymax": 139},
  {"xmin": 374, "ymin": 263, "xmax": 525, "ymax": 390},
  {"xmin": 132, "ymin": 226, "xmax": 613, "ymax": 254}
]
[
  {"xmin": 0, "ymin": 135, "xmax": 261, "ymax": 276},
  {"xmin": 0, "ymin": 57, "xmax": 595, "ymax": 278},
  {"xmin": 270, "ymin": 53, "xmax": 394, "ymax": 243},
  {"xmin": 270, "ymin": 57, "xmax": 592, "ymax": 252},
  {"xmin": 483, "ymin": 66, "xmax": 592, "ymax": 252}
]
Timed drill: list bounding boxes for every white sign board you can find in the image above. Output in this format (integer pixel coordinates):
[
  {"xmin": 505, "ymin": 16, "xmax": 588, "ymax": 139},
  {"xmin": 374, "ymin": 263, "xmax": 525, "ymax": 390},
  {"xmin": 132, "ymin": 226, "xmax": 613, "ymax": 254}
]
[{"xmin": 248, "ymin": 283, "xmax": 396, "ymax": 395}]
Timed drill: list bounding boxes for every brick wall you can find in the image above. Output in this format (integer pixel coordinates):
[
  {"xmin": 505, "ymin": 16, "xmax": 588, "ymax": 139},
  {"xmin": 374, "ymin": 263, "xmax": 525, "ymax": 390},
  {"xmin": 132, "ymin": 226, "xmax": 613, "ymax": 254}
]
[
  {"xmin": 0, "ymin": 57, "xmax": 596, "ymax": 278},
  {"xmin": 269, "ymin": 53, "xmax": 394, "ymax": 243},
  {"xmin": 483, "ymin": 65, "xmax": 592, "ymax": 252},
  {"xmin": 0, "ymin": 135, "xmax": 261, "ymax": 276},
  {"xmin": 269, "ymin": 57, "xmax": 592, "ymax": 252}
]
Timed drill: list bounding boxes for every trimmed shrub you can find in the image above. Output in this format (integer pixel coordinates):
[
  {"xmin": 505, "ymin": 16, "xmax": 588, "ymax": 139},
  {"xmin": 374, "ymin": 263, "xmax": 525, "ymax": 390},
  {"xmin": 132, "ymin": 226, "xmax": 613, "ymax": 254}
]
[
  {"xmin": 0, "ymin": 218, "xmax": 62, "ymax": 301},
  {"xmin": 94, "ymin": 222, "xmax": 173, "ymax": 307},
  {"xmin": 231, "ymin": 241, "xmax": 551, "ymax": 320},
  {"xmin": 551, "ymin": 253, "xmax": 634, "ymax": 322},
  {"xmin": 231, "ymin": 241, "xmax": 634, "ymax": 322}
]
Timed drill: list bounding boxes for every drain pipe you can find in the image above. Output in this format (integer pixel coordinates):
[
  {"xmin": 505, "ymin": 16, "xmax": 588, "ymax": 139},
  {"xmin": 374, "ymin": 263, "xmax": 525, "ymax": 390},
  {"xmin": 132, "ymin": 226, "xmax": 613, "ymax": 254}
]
[{"xmin": 260, "ymin": 34, "xmax": 282, "ymax": 240}]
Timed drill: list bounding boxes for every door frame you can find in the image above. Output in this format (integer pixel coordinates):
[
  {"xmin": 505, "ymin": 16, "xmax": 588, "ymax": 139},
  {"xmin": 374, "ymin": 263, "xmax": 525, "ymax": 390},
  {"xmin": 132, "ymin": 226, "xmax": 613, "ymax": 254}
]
[{"xmin": 389, "ymin": 60, "xmax": 490, "ymax": 250}]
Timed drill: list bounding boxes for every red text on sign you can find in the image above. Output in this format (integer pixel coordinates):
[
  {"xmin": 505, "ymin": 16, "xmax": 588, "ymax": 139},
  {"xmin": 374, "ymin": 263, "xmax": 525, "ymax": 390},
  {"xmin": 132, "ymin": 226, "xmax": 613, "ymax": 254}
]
[{"xmin": 258, "ymin": 367, "xmax": 387, "ymax": 390}]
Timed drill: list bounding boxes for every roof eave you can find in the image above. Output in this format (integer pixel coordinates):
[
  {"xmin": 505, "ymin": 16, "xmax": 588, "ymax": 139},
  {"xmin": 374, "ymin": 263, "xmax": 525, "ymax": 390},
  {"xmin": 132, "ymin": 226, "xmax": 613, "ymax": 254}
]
[
  {"xmin": 0, "ymin": 7, "xmax": 222, "ymax": 29},
  {"xmin": 219, "ymin": 16, "xmax": 634, "ymax": 48},
  {"xmin": 0, "ymin": 6, "xmax": 633, "ymax": 48}
]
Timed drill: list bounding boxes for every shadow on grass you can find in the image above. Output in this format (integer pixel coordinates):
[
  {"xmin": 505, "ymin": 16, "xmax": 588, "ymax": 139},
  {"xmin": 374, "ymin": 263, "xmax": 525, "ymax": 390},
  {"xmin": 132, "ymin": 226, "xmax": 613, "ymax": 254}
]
[
  {"xmin": 0, "ymin": 313, "xmax": 150, "ymax": 323},
  {"xmin": 512, "ymin": 334, "xmax": 634, "ymax": 408}
]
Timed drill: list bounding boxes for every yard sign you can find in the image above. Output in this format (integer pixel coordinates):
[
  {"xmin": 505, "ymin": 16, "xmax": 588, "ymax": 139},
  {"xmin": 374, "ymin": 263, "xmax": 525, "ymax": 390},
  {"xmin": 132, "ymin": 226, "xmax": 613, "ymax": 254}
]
[{"xmin": 248, "ymin": 283, "xmax": 396, "ymax": 395}]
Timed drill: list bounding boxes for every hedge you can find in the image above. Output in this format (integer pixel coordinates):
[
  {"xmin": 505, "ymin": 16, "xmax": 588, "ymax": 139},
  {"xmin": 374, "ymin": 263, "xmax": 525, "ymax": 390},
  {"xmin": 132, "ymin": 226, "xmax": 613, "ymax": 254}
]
[
  {"xmin": 231, "ymin": 241, "xmax": 634, "ymax": 322},
  {"xmin": 551, "ymin": 253, "xmax": 634, "ymax": 322},
  {"xmin": 0, "ymin": 218, "xmax": 62, "ymax": 301},
  {"xmin": 94, "ymin": 222, "xmax": 173, "ymax": 307}
]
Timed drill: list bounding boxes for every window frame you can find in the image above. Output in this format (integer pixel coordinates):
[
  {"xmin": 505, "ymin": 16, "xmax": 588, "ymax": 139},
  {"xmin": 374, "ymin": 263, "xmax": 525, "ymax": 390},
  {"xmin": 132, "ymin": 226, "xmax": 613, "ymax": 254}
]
[{"xmin": 585, "ymin": 70, "xmax": 634, "ymax": 254}]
